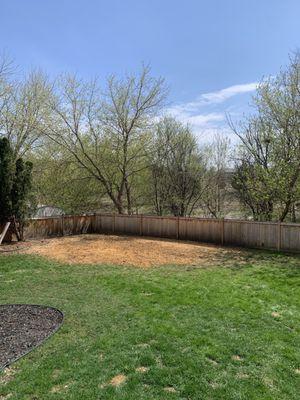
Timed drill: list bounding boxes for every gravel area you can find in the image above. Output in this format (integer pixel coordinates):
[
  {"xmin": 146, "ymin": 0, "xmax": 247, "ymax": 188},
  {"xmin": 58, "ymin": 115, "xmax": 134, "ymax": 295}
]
[{"xmin": 0, "ymin": 304, "xmax": 63, "ymax": 369}]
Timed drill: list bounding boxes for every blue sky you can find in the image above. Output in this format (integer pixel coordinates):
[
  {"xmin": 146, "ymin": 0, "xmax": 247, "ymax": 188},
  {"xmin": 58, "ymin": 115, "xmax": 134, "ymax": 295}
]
[{"xmin": 1, "ymin": 0, "xmax": 300, "ymax": 140}]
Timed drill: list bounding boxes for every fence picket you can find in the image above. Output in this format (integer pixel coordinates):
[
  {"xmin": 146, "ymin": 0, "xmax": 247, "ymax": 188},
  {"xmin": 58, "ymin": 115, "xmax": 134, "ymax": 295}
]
[{"xmin": 24, "ymin": 213, "xmax": 300, "ymax": 253}]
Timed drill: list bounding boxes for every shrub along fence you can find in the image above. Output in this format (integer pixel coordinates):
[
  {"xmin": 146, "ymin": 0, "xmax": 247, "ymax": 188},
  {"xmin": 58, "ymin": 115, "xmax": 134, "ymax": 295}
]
[{"xmin": 24, "ymin": 213, "xmax": 300, "ymax": 253}]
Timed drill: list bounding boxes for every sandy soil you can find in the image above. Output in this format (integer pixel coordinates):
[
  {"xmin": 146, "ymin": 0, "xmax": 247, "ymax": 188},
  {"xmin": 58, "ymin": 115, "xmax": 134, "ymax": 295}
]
[{"xmin": 8, "ymin": 234, "xmax": 236, "ymax": 268}]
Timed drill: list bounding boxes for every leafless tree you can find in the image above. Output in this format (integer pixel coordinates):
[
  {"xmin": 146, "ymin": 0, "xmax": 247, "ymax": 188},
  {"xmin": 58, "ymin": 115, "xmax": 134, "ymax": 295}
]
[
  {"xmin": 149, "ymin": 117, "xmax": 207, "ymax": 216},
  {"xmin": 201, "ymin": 134, "xmax": 230, "ymax": 218},
  {"xmin": 45, "ymin": 67, "xmax": 167, "ymax": 214},
  {"xmin": 0, "ymin": 70, "xmax": 51, "ymax": 159},
  {"xmin": 230, "ymin": 52, "xmax": 300, "ymax": 221}
]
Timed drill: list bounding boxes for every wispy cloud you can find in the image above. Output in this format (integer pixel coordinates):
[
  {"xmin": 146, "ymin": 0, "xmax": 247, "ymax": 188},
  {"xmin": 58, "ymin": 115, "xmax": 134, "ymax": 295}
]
[
  {"xmin": 165, "ymin": 81, "xmax": 258, "ymax": 140},
  {"xmin": 169, "ymin": 111, "xmax": 225, "ymax": 131},
  {"xmin": 167, "ymin": 82, "xmax": 258, "ymax": 115},
  {"xmin": 199, "ymin": 82, "xmax": 258, "ymax": 105}
]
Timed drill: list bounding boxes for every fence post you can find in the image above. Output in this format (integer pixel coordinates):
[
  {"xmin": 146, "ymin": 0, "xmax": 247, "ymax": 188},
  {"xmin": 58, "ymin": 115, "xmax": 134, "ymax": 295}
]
[
  {"xmin": 140, "ymin": 214, "xmax": 143, "ymax": 236},
  {"xmin": 277, "ymin": 221, "xmax": 281, "ymax": 251},
  {"xmin": 92, "ymin": 213, "xmax": 96, "ymax": 233},
  {"xmin": 61, "ymin": 215, "xmax": 64, "ymax": 236},
  {"xmin": 72, "ymin": 215, "xmax": 76, "ymax": 235},
  {"xmin": 177, "ymin": 216, "xmax": 180, "ymax": 240},
  {"xmin": 220, "ymin": 218, "xmax": 225, "ymax": 245},
  {"xmin": 112, "ymin": 213, "xmax": 116, "ymax": 234}
]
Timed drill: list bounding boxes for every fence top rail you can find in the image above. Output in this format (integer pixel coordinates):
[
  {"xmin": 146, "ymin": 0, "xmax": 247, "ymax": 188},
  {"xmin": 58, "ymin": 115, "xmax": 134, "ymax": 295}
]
[
  {"xmin": 30, "ymin": 213, "xmax": 95, "ymax": 221},
  {"xmin": 27, "ymin": 212, "xmax": 300, "ymax": 228}
]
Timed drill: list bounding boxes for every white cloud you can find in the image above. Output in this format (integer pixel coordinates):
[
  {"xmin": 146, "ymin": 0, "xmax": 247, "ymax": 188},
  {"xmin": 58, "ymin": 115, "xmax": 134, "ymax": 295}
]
[
  {"xmin": 167, "ymin": 82, "xmax": 258, "ymax": 116},
  {"xmin": 199, "ymin": 82, "xmax": 258, "ymax": 105},
  {"xmin": 164, "ymin": 81, "xmax": 258, "ymax": 140},
  {"xmin": 176, "ymin": 112, "xmax": 225, "ymax": 130}
]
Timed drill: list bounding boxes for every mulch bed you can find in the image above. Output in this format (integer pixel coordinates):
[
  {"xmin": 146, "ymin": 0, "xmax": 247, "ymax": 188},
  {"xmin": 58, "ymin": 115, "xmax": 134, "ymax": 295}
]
[{"xmin": 0, "ymin": 304, "xmax": 63, "ymax": 370}]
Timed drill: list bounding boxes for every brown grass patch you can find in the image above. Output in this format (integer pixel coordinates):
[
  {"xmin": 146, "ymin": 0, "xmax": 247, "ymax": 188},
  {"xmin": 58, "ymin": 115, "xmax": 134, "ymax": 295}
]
[
  {"xmin": 20, "ymin": 234, "xmax": 236, "ymax": 268},
  {"xmin": 135, "ymin": 366, "xmax": 149, "ymax": 373},
  {"xmin": 236, "ymin": 372, "xmax": 249, "ymax": 379},
  {"xmin": 164, "ymin": 386, "xmax": 177, "ymax": 393},
  {"xmin": 207, "ymin": 357, "xmax": 219, "ymax": 366},
  {"xmin": 271, "ymin": 311, "xmax": 281, "ymax": 318},
  {"xmin": 0, "ymin": 394, "xmax": 12, "ymax": 400},
  {"xmin": 100, "ymin": 374, "xmax": 127, "ymax": 388},
  {"xmin": 232, "ymin": 355, "xmax": 243, "ymax": 362},
  {"xmin": 0, "ymin": 368, "xmax": 16, "ymax": 385},
  {"xmin": 50, "ymin": 383, "xmax": 70, "ymax": 393},
  {"xmin": 109, "ymin": 374, "xmax": 126, "ymax": 386}
]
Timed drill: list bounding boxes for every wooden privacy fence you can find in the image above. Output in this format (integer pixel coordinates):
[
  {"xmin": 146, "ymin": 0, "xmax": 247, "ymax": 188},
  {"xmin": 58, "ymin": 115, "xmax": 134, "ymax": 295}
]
[{"xmin": 25, "ymin": 213, "xmax": 300, "ymax": 253}]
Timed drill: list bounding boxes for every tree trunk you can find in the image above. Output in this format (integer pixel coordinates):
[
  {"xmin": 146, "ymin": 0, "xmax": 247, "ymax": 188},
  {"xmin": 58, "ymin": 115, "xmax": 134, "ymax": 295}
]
[
  {"xmin": 291, "ymin": 203, "xmax": 296, "ymax": 222},
  {"xmin": 279, "ymin": 200, "xmax": 291, "ymax": 222},
  {"xmin": 107, "ymin": 190, "xmax": 124, "ymax": 214},
  {"xmin": 12, "ymin": 217, "xmax": 22, "ymax": 241},
  {"xmin": 125, "ymin": 181, "xmax": 132, "ymax": 215},
  {"xmin": 115, "ymin": 202, "xmax": 124, "ymax": 214}
]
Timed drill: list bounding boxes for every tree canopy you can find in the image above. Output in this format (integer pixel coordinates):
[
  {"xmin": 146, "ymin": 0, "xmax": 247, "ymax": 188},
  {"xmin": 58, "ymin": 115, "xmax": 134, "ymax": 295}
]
[{"xmin": 1, "ymin": 53, "xmax": 300, "ymax": 223}]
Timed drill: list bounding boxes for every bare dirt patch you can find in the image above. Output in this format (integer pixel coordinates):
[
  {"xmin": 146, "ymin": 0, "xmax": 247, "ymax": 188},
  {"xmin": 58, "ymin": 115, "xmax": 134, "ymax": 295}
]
[
  {"xmin": 19, "ymin": 234, "xmax": 238, "ymax": 268},
  {"xmin": 0, "ymin": 241, "xmax": 33, "ymax": 254}
]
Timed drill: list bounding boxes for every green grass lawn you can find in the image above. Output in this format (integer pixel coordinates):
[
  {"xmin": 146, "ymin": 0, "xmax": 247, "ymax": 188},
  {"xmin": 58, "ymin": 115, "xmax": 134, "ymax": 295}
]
[{"xmin": 0, "ymin": 249, "xmax": 300, "ymax": 399}]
